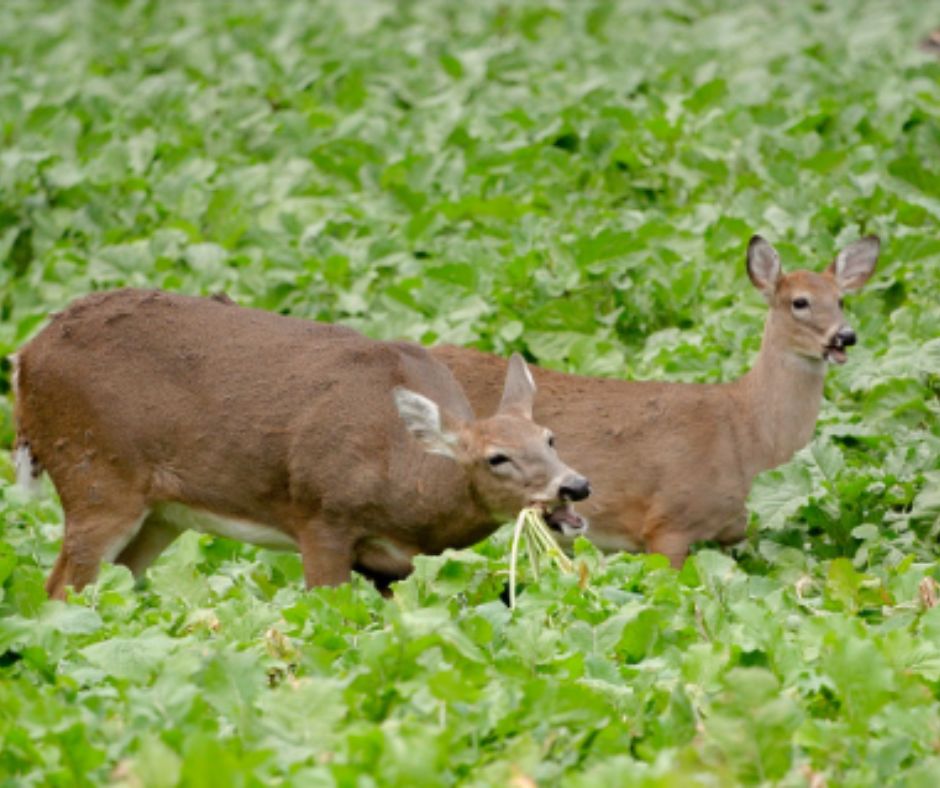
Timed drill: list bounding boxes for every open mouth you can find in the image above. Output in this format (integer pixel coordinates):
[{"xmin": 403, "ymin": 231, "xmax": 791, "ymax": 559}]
[
  {"xmin": 823, "ymin": 344, "xmax": 848, "ymax": 365},
  {"xmin": 537, "ymin": 501, "xmax": 588, "ymax": 537}
]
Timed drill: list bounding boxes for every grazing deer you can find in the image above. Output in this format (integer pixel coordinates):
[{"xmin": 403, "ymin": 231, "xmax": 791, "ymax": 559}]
[
  {"xmin": 433, "ymin": 235, "xmax": 880, "ymax": 567},
  {"xmin": 12, "ymin": 290, "xmax": 589, "ymax": 600}
]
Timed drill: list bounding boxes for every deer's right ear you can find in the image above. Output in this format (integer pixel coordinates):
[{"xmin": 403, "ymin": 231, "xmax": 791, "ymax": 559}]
[
  {"xmin": 746, "ymin": 235, "xmax": 781, "ymax": 301},
  {"xmin": 393, "ymin": 387, "xmax": 461, "ymax": 459},
  {"xmin": 497, "ymin": 353, "xmax": 535, "ymax": 419}
]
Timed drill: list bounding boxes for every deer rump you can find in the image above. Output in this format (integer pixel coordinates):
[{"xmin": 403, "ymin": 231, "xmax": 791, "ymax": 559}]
[{"xmin": 13, "ymin": 290, "xmax": 503, "ymax": 592}]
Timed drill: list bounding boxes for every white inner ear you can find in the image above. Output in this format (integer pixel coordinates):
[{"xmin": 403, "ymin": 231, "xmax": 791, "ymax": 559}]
[
  {"xmin": 394, "ymin": 387, "xmax": 440, "ymax": 431},
  {"xmin": 518, "ymin": 356, "xmax": 535, "ymax": 390},
  {"xmin": 833, "ymin": 237, "xmax": 879, "ymax": 292},
  {"xmin": 392, "ymin": 387, "xmax": 458, "ymax": 459},
  {"xmin": 498, "ymin": 353, "xmax": 535, "ymax": 417},
  {"xmin": 507, "ymin": 353, "xmax": 535, "ymax": 389},
  {"xmin": 747, "ymin": 236, "xmax": 781, "ymax": 297}
]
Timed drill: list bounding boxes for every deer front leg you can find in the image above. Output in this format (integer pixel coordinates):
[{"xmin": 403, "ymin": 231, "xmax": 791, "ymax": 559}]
[
  {"xmin": 297, "ymin": 524, "xmax": 354, "ymax": 588},
  {"xmin": 645, "ymin": 527, "xmax": 693, "ymax": 569},
  {"xmin": 716, "ymin": 511, "xmax": 748, "ymax": 547}
]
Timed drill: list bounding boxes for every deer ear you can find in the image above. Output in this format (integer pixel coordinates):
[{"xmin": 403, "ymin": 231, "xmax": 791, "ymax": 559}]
[
  {"xmin": 827, "ymin": 235, "xmax": 879, "ymax": 293},
  {"xmin": 746, "ymin": 235, "xmax": 781, "ymax": 301},
  {"xmin": 393, "ymin": 387, "xmax": 462, "ymax": 459},
  {"xmin": 497, "ymin": 353, "xmax": 535, "ymax": 419}
]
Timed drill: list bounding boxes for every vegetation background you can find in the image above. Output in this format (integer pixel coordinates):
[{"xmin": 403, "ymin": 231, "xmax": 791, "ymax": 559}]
[{"xmin": 1, "ymin": 0, "xmax": 939, "ymax": 784}]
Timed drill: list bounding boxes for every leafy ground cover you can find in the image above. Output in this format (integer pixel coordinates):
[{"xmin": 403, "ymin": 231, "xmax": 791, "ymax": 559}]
[{"xmin": 1, "ymin": 0, "xmax": 939, "ymax": 784}]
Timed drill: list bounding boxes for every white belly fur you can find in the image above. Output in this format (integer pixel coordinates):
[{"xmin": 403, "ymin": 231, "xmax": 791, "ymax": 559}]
[
  {"xmin": 585, "ymin": 530, "xmax": 643, "ymax": 553},
  {"xmin": 154, "ymin": 502, "xmax": 298, "ymax": 550}
]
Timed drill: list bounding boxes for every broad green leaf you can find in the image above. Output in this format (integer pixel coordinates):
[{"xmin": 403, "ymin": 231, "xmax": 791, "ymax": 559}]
[
  {"xmin": 80, "ymin": 633, "xmax": 177, "ymax": 683},
  {"xmin": 749, "ymin": 462, "xmax": 816, "ymax": 530}
]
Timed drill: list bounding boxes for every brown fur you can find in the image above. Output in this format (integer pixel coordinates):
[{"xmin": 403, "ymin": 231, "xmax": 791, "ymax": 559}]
[
  {"xmin": 15, "ymin": 289, "xmax": 586, "ymax": 598},
  {"xmin": 432, "ymin": 236, "xmax": 879, "ymax": 566}
]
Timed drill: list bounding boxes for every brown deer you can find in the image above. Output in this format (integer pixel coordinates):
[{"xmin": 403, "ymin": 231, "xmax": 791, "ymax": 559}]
[
  {"xmin": 12, "ymin": 289, "xmax": 589, "ymax": 600},
  {"xmin": 433, "ymin": 235, "xmax": 879, "ymax": 567}
]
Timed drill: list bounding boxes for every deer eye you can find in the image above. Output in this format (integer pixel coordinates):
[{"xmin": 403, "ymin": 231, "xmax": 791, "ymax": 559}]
[
  {"xmin": 487, "ymin": 453, "xmax": 510, "ymax": 467},
  {"xmin": 792, "ymin": 297, "xmax": 809, "ymax": 310},
  {"xmin": 547, "ymin": 434, "xmax": 555, "ymax": 449}
]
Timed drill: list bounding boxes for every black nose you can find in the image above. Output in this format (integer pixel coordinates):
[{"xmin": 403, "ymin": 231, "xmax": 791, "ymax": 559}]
[
  {"xmin": 559, "ymin": 476, "xmax": 591, "ymax": 502},
  {"xmin": 836, "ymin": 327, "xmax": 857, "ymax": 347}
]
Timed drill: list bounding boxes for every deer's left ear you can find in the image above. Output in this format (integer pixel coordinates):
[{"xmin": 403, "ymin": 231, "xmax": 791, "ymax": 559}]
[
  {"xmin": 497, "ymin": 353, "xmax": 536, "ymax": 419},
  {"xmin": 827, "ymin": 236, "xmax": 879, "ymax": 293}
]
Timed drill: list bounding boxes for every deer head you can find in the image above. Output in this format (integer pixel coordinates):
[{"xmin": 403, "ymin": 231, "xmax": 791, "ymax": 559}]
[
  {"xmin": 394, "ymin": 353, "xmax": 589, "ymax": 535},
  {"xmin": 747, "ymin": 235, "xmax": 879, "ymax": 365}
]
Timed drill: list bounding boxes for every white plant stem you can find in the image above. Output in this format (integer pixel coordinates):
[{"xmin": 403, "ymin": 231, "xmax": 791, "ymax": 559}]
[{"xmin": 508, "ymin": 507, "xmax": 576, "ymax": 609}]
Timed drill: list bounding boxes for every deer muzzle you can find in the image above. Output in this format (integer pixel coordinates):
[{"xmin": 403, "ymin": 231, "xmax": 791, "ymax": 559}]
[
  {"xmin": 824, "ymin": 326, "xmax": 856, "ymax": 365},
  {"xmin": 539, "ymin": 472, "xmax": 590, "ymax": 536},
  {"xmin": 559, "ymin": 475, "xmax": 591, "ymax": 502}
]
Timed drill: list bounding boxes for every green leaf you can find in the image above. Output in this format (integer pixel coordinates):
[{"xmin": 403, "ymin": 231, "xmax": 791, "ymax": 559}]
[
  {"xmin": 812, "ymin": 440, "xmax": 845, "ymax": 482},
  {"xmin": 37, "ymin": 601, "xmax": 102, "ymax": 635},
  {"xmin": 749, "ymin": 462, "xmax": 815, "ymax": 529},
  {"xmin": 130, "ymin": 735, "xmax": 183, "ymax": 788},
  {"xmin": 200, "ymin": 649, "xmax": 264, "ymax": 727},
  {"xmin": 80, "ymin": 633, "xmax": 177, "ymax": 682},
  {"xmin": 823, "ymin": 632, "xmax": 895, "ymax": 723}
]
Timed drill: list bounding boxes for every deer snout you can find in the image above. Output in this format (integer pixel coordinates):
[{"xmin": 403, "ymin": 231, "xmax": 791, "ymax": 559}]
[
  {"xmin": 835, "ymin": 327, "xmax": 856, "ymax": 348},
  {"xmin": 559, "ymin": 475, "xmax": 591, "ymax": 502},
  {"xmin": 541, "ymin": 472, "xmax": 591, "ymax": 536}
]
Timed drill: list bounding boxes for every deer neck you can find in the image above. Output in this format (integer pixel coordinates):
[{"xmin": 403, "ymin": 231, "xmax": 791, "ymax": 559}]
[{"xmin": 739, "ymin": 312, "xmax": 827, "ymax": 473}]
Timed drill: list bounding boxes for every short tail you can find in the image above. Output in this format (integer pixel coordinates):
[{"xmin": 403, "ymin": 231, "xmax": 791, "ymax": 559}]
[
  {"xmin": 9, "ymin": 352, "xmax": 43, "ymax": 496},
  {"xmin": 13, "ymin": 442, "xmax": 42, "ymax": 496}
]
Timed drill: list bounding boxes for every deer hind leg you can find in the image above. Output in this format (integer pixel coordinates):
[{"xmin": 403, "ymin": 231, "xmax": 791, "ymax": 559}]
[
  {"xmin": 46, "ymin": 499, "xmax": 149, "ymax": 601},
  {"xmin": 113, "ymin": 511, "xmax": 180, "ymax": 580}
]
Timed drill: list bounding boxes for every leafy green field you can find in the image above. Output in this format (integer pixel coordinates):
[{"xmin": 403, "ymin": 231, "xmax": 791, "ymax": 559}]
[{"xmin": 2, "ymin": 0, "xmax": 940, "ymax": 784}]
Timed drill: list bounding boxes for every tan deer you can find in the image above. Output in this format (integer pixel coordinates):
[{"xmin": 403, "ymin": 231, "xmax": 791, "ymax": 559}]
[
  {"xmin": 433, "ymin": 235, "xmax": 879, "ymax": 567},
  {"xmin": 12, "ymin": 289, "xmax": 589, "ymax": 600}
]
